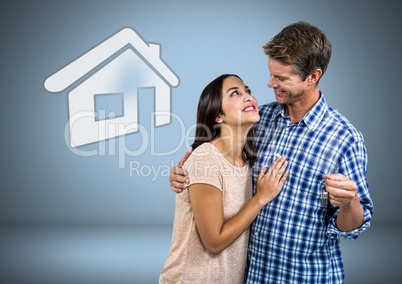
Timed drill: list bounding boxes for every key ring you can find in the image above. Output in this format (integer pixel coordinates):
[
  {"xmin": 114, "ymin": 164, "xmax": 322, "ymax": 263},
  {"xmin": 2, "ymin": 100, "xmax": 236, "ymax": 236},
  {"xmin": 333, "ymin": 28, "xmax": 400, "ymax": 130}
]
[{"xmin": 320, "ymin": 178, "xmax": 329, "ymax": 208}]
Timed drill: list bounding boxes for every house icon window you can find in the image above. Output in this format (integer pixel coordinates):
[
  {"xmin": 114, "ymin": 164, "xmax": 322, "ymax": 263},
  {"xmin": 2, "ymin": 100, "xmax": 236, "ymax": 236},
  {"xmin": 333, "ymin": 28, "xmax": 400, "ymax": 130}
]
[{"xmin": 44, "ymin": 27, "xmax": 179, "ymax": 148}]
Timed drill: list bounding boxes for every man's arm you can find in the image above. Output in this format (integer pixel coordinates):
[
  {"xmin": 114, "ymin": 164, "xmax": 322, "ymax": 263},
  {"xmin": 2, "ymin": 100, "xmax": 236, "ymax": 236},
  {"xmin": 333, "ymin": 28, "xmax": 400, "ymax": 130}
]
[{"xmin": 169, "ymin": 150, "xmax": 191, "ymax": 193}]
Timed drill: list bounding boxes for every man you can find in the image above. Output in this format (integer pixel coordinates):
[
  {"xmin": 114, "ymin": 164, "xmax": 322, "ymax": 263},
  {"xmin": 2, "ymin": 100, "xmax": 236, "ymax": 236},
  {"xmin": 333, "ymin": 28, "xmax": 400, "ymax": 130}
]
[{"xmin": 170, "ymin": 22, "xmax": 374, "ymax": 283}]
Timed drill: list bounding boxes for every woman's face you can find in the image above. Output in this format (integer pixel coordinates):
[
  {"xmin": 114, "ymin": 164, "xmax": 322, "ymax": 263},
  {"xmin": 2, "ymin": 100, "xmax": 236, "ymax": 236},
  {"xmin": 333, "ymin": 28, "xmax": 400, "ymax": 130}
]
[{"xmin": 218, "ymin": 76, "xmax": 260, "ymax": 127}]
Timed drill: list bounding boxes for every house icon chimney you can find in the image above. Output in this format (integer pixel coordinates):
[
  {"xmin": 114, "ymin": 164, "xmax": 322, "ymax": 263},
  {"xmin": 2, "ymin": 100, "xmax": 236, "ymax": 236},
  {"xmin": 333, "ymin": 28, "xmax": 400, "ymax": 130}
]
[{"xmin": 45, "ymin": 27, "xmax": 179, "ymax": 147}]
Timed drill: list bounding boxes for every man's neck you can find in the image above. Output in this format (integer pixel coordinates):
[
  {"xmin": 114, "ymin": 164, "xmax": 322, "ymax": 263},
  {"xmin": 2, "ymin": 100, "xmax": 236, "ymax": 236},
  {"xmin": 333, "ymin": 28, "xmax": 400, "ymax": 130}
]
[{"xmin": 285, "ymin": 89, "xmax": 321, "ymax": 123}]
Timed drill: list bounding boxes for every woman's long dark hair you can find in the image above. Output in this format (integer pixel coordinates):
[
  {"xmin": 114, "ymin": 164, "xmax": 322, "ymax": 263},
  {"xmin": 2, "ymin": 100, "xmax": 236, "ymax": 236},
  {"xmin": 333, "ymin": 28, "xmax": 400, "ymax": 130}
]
[{"xmin": 191, "ymin": 74, "xmax": 257, "ymax": 166}]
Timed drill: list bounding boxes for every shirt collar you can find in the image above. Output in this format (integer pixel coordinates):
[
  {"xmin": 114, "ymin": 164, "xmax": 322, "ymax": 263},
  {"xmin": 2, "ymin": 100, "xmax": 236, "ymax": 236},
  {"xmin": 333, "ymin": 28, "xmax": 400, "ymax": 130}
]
[
  {"xmin": 272, "ymin": 93, "xmax": 328, "ymax": 131},
  {"xmin": 302, "ymin": 93, "xmax": 328, "ymax": 131},
  {"xmin": 272, "ymin": 103, "xmax": 285, "ymax": 120}
]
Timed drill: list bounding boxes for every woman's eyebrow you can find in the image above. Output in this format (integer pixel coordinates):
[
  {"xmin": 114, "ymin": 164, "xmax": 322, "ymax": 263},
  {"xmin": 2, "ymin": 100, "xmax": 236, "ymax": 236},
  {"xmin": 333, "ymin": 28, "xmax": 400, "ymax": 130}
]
[{"xmin": 225, "ymin": 86, "xmax": 239, "ymax": 94}]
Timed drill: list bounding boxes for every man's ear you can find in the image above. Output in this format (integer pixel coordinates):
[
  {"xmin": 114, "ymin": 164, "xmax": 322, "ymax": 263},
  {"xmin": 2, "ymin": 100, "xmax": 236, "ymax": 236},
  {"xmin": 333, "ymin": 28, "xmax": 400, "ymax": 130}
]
[
  {"xmin": 215, "ymin": 115, "xmax": 223, "ymax": 124},
  {"xmin": 308, "ymin": 69, "xmax": 323, "ymax": 84}
]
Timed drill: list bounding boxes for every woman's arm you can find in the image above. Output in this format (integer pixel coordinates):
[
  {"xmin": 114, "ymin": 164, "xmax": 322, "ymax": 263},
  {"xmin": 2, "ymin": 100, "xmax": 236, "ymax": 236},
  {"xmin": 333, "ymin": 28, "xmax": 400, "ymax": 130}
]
[{"xmin": 189, "ymin": 157, "xmax": 288, "ymax": 254}]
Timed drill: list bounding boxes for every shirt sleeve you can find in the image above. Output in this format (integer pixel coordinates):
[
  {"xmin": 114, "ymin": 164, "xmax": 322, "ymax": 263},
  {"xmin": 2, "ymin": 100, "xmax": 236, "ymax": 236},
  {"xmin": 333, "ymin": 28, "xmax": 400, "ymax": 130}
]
[
  {"xmin": 326, "ymin": 137, "xmax": 374, "ymax": 240},
  {"xmin": 183, "ymin": 150, "xmax": 223, "ymax": 192}
]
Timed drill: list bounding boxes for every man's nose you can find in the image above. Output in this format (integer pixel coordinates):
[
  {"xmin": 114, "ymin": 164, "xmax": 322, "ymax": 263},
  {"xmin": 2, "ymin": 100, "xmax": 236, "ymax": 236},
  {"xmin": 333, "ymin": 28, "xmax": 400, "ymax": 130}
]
[{"xmin": 267, "ymin": 77, "xmax": 277, "ymax": 88}]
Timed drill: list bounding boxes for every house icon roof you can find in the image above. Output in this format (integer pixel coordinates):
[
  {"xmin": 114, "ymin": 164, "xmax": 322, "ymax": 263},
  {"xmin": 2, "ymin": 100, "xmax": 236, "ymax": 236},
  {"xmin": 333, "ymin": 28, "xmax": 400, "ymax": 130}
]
[{"xmin": 44, "ymin": 27, "xmax": 179, "ymax": 93}]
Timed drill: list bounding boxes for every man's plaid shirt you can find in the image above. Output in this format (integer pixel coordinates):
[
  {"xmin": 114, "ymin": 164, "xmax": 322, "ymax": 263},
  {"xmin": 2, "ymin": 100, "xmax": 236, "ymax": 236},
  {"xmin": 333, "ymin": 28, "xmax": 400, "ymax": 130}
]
[{"xmin": 245, "ymin": 95, "xmax": 374, "ymax": 283}]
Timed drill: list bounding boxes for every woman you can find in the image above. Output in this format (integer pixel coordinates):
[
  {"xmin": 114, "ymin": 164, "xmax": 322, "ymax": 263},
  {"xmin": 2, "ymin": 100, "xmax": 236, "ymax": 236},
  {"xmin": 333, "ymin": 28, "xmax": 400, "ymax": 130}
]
[{"xmin": 159, "ymin": 74, "xmax": 288, "ymax": 283}]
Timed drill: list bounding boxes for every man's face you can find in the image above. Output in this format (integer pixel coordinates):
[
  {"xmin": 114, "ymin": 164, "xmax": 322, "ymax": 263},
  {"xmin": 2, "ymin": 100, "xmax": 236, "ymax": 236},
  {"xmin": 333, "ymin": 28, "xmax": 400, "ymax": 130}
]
[{"xmin": 267, "ymin": 58, "xmax": 309, "ymax": 105}]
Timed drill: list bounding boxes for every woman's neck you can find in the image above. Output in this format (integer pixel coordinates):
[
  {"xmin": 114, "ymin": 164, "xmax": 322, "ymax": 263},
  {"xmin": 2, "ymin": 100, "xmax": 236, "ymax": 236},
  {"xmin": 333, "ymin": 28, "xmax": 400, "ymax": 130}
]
[{"xmin": 211, "ymin": 125, "xmax": 250, "ymax": 166}]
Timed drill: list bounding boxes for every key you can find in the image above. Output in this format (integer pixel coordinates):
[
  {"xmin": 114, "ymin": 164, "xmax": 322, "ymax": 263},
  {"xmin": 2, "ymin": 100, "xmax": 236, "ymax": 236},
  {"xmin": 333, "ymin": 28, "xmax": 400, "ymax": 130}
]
[{"xmin": 322, "ymin": 191, "xmax": 329, "ymax": 207}]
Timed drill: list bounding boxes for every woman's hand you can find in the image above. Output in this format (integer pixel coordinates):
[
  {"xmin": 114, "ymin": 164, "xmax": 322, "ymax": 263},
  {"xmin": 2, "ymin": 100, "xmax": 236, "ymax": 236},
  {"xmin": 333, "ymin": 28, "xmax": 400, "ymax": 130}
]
[{"xmin": 255, "ymin": 156, "xmax": 289, "ymax": 206}]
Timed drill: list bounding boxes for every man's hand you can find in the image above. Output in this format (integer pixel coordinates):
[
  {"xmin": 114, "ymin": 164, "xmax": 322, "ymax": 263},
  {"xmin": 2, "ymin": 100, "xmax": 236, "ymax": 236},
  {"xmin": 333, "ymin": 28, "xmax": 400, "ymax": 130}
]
[
  {"xmin": 325, "ymin": 174, "xmax": 358, "ymax": 208},
  {"xmin": 325, "ymin": 173, "xmax": 364, "ymax": 231},
  {"xmin": 169, "ymin": 150, "xmax": 191, "ymax": 193}
]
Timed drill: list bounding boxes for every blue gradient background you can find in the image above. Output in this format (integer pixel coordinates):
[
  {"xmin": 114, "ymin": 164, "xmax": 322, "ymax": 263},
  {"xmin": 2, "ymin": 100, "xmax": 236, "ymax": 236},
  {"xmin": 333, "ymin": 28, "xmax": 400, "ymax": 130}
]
[{"xmin": 1, "ymin": 0, "xmax": 401, "ymax": 283}]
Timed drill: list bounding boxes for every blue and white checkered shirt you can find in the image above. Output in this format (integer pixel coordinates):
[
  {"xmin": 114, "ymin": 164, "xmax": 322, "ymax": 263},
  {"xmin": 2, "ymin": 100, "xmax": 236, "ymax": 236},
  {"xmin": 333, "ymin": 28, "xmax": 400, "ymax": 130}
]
[{"xmin": 245, "ymin": 94, "xmax": 374, "ymax": 283}]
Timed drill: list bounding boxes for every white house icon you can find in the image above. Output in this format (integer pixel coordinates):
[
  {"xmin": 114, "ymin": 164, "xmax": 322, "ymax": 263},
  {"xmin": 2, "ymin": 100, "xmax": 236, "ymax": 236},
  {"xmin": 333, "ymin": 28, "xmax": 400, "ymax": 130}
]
[{"xmin": 44, "ymin": 27, "xmax": 179, "ymax": 147}]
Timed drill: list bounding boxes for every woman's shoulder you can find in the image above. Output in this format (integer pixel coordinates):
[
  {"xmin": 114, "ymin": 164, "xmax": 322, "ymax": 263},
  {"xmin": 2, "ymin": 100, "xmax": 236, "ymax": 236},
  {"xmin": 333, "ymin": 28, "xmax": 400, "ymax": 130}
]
[
  {"xmin": 184, "ymin": 143, "xmax": 220, "ymax": 167},
  {"xmin": 197, "ymin": 142, "xmax": 222, "ymax": 153}
]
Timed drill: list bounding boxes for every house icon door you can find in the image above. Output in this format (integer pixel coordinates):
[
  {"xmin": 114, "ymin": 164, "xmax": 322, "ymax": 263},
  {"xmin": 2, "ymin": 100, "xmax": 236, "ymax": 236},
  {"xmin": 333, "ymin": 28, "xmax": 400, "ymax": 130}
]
[{"xmin": 44, "ymin": 27, "xmax": 179, "ymax": 147}]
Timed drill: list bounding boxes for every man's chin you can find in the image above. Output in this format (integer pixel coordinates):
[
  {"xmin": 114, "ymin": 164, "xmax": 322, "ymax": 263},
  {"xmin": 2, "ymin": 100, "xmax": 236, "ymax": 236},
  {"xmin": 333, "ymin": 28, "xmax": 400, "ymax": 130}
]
[{"xmin": 275, "ymin": 97, "xmax": 287, "ymax": 104}]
